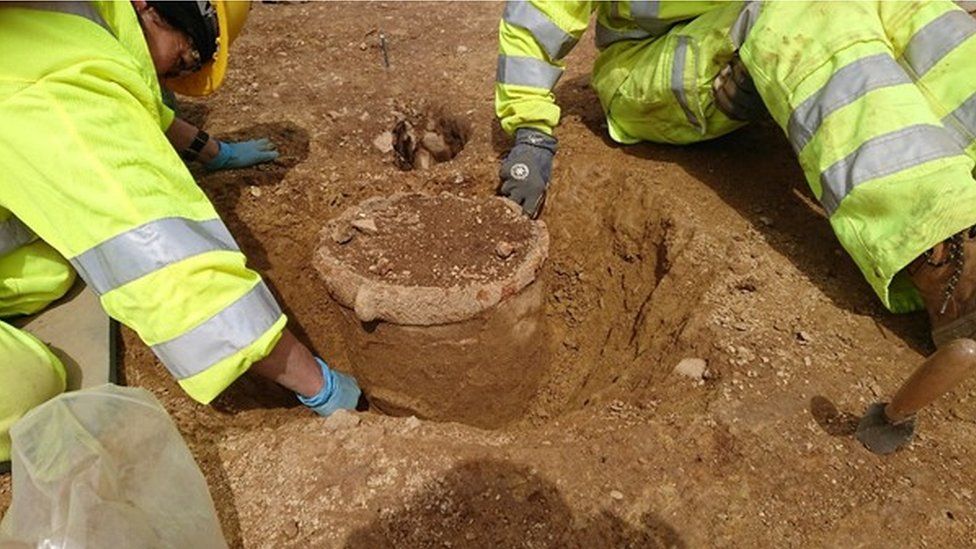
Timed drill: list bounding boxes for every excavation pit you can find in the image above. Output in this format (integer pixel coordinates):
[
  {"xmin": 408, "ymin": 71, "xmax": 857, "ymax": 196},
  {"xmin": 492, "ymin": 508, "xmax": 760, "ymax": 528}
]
[{"xmin": 315, "ymin": 193, "xmax": 549, "ymax": 428}]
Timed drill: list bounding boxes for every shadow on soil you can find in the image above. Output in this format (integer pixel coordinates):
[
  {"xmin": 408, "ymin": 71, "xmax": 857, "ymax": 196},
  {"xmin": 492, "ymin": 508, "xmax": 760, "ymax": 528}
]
[
  {"xmin": 556, "ymin": 74, "xmax": 929, "ymax": 354},
  {"xmin": 344, "ymin": 459, "xmax": 683, "ymax": 548},
  {"xmin": 810, "ymin": 395, "xmax": 860, "ymax": 437}
]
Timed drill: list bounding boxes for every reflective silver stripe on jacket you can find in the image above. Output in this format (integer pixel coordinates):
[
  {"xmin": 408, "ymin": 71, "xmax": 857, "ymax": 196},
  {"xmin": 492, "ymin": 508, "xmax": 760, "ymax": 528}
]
[
  {"xmin": 0, "ymin": 216, "xmax": 36, "ymax": 257},
  {"xmin": 151, "ymin": 281, "xmax": 283, "ymax": 379},
  {"xmin": 630, "ymin": 0, "xmax": 677, "ymax": 36},
  {"xmin": 503, "ymin": 1, "xmax": 578, "ymax": 61},
  {"xmin": 3, "ymin": 1, "xmax": 110, "ymax": 33},
  {"xmin": 902, "ymin": 10, "xmax": 975, "ymax": 77},
  {"xmin": 496, "ymin": 54, "xmax": 563, "ymax": 90},
  {"xmin": 943, "ymin": 91, "xmax": 976, "ymax": 150},
  {"xmin": 70, "ymin": 217, "xmax": 241, "ymax": 296},
  {"xmin": 730, "ymin": 0, "xmax": 761, "ymax": 49},
  {"xmin": 672, "ymin": 36, "xmax": 701, "ymax": 131},
  {"xmin": 595, "ymin": 23, "xmax": 653, "ymax": 49},
  {"xmin": 787, "ymin": 54, "xmax": 911, "ymax": 153},
  {"xmin": 819, "ymin": 124, "xmax": 962, "ymax": 215}
]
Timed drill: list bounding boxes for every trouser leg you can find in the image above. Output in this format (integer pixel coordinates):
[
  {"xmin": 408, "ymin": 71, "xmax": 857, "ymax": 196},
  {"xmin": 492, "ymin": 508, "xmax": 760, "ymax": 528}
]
[
  {"xmin": 0, "ymin": 321, "xmax": 66, "ymax": 462},
  {"xmin": 0, "ymin": 239, "xmax": 76, "ymax": 317},
  {"xmin": 595, "ymin": 3, "xmax": 751, "ymax": 145},
  {"xmin": 738, "ymin": 0, "xmax": 976, "ymax": 312}
]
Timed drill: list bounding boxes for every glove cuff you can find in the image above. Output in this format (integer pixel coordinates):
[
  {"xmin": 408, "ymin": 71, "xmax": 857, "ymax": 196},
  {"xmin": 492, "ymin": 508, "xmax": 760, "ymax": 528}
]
[
  {"xmin": 296, "ymin": 357, "xmax": 337, "ymax": 408},
  {"xmin": 204, "ymin": 140, "xmax": 230, "ymax": 171},
  {"xmin": 514, "ymin": 128, "xmax": 558, "ymax": 155}
]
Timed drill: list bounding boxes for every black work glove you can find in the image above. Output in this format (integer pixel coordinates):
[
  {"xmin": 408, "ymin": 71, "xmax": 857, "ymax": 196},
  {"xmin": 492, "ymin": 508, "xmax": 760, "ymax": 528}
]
[
  {"xmin": 712, "ymin": 54, "xmax": 768, "ymax": 122},
  {"xmin": 499, "ymin": 128, "xmax": 558, "ymax": 218}
]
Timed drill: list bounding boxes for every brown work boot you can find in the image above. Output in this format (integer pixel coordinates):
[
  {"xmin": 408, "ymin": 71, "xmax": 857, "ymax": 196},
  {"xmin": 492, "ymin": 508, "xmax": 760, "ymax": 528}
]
[{"xmin": 908, "ymin": 225, "xmax": 976, "ymax": 347}]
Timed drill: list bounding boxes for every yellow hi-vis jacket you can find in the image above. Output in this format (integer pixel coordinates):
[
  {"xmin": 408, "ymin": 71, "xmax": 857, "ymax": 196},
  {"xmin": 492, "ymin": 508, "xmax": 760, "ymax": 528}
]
[
  {"xmin": 496, "ymin": 0, "xmax": 976, "ymax": 314},
  {"xmin": 0, "ymin": 2, "xmax": 287, "ymax": 403},
  {"xmin": 496, "ymin": 1, "xmax": 726, "ymax": 140}
]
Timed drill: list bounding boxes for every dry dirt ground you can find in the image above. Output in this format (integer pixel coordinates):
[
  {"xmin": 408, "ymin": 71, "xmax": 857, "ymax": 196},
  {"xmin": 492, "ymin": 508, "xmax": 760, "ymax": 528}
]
[{"xmin": 5, "ymin": 2, "xmax": 976, "ymax": 547}]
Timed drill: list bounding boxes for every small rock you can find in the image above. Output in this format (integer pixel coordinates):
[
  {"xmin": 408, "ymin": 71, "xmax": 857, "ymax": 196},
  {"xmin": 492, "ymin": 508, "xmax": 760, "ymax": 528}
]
[
  {"xmin": 495, "ymin": 241, "xmax": 515, "ymax": 259},
  {"xmin": 415, "ymin": 147, "xmax": 433, "ymax": 170},
  {"xmin": 323, "ymin": 410, "xmax": 361, "ymax": 431},
  {"xmin": 373, "ymin": 131, "xmax": 394, "ymax": 153},
  {"xmin": 797, "ymin": 331, "xmax": 813, "ymax": 344},
  {"xmin": 401, "ymin": 416, "xmax": 422, "ymax": 432},
  {"xmin": 282, "ymin": 520, "xmax": 300, "ymax": 539},
  {"xmin": 610, "ymin": 490, "xmax": 624, "ymax": 501},
  {"xmin": 456, "ymin": 45, "xmax": 469, "ymax": 55},
  {"xmin": 331, "ymin": 224, "xmax": 355, "ymax": 244},
  {"xmin": 359, "ymin": 41, "xmax": 368, "ymax": 50},
  {"xmin": 673, "ymin": 358, "xmax": 707, "ymax": 380},
  {"xmin": 869, "ymin": 380, "xmax": 883, "ymax": 398},
  {"xmin": 359, "ymin": 111, "xmax": 371, "ymax": 122},
  {"xmin": 352, "ymin": 218, "xmax": 379, "ymax": 234},
  {"xmin": 759, "ymin": 215, "xmax": 773, "ymax": 226},
  {"xmin": 421, "ymin": 132, "xmax": 451, "ymax": 162},
  {"xmin": 373, "ymin": 257, "xmax": 392, "ymax": 276},
  {"xmin": 248, "ymin": 186, "xmax": 263, "ymax": 198},
  {"xmin": 327, "ymin": 110, "xmax": 343, "ymax": 119}
]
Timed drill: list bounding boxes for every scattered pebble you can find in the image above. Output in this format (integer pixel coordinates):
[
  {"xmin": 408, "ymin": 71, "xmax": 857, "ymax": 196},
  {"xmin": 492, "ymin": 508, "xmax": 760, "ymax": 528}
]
[
  {"xmin": 371, "ymin": 257, "xmax": 392, "ymax": 275},
  {"xmin": 495, "ymin": 241, "xmax": 515, "ymax": 259},
  {"xmin": 456, "ymin": 45, "xmax": 469, "ymax": 55},
  {"xmin": 673, "ymin": 357, "xmax": 707, "ymax": 380},
  {"xmin": 331, "ymin": 224, "xmax": 356, "ymax": 244},
  {"xmin": 322, "ymin": 410, "xmax": 361, "ymax": 431},
  {"xmin": 352, "ymin": 218, "xmax": 379, "ymax": 234},
  {"xmin": 249, "ymin": 186, "xmax": 263, "ymax": 198},
  {"xmin": 421, "ymin": 132, "xmax": 451, "ymax": 161},
  {"xmin": 610, "ymin": 490, "xmax": 624, "ymax": 501},
  {"xmin": 282, "ymin": 520, "xmax": 299, "ymax": 539},
  {"xmin": 401, "ymin": 416, "xmax": 422, "ymax": 432},
  {"xmin": 373, "ymin": 131, "xmax": 394, "ymax": 153},
  {"xmin": 797, "ymin": 331, "xmax": 813, "ymax": 344}
]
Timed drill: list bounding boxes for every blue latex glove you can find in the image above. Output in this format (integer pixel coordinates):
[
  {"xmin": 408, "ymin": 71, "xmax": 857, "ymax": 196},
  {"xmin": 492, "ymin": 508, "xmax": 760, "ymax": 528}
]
[
  {"xmin": 297, "ymin": 357, "xmax": 361, "ymax": 417},
  {"xmin": 206, "ymin": 138, "xmax": 279, "ymax": 171},
  {"xmin": 499, "ymin": 128, "xmax": 557, "ymax": 218}
]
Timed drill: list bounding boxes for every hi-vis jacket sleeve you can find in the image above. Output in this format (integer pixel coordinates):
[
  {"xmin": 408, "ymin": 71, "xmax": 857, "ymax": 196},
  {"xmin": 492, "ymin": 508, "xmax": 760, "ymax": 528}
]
[{"xmin": 495, "ymin": 1, "xmax": 593, "ymax": 136}]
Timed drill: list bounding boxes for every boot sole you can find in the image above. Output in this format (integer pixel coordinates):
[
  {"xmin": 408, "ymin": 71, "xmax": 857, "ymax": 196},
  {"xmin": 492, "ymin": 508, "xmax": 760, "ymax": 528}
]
[{"xmin": 933, "ymin": 310, "xmax": 976, "ymax": 347}]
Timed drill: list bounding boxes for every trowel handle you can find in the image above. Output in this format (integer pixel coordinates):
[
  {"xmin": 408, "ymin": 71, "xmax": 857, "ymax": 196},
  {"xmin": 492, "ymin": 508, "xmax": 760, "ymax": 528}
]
[{"xmin": 885, "ymin": 338, "xmax": 976, "ymax": 423}]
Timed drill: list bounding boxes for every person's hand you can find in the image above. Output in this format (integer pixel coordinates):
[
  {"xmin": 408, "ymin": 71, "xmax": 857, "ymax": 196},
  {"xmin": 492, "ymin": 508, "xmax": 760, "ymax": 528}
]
[
  {"xmin": 297, "ymin": 357, "xmax": 362, "ymax": 417},
  {"xmin": 205, "ymin": 138, "xmax": 279, "ymax": 171},
  {"xmin": 712, "ymin": 54, "xmax": 767, "ymax": 122},
  {"xmin": 499, "ymin": 128, "xmax": 557, "ymax": 218}
]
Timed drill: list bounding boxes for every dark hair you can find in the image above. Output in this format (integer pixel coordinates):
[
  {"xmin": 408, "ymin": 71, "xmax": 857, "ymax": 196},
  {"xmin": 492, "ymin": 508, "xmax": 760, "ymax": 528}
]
[{"xmin": 147, "ymin": 1, "xmax": 219, "ymax": 62}]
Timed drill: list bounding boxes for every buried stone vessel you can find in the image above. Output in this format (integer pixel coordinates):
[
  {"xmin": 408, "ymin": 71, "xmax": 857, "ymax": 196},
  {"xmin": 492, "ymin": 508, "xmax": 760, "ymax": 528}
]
[{"xmin": 315, "ymin": 193, "xmax": 549, "ymax": 428}]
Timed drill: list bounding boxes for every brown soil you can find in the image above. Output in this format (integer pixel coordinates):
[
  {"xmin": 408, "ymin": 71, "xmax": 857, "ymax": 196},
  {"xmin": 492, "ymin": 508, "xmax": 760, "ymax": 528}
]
[
  {"xmin": 323, "ymin": 193, "xmax": 534, "ymax": 287},
  {"xmin": 5, "ymin": 3, "xmax": 976, "ymax": 548}
]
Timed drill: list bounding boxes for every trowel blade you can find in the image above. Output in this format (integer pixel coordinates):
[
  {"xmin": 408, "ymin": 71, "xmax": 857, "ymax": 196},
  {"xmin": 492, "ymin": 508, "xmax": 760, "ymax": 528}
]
[{"xmin": 855, "ymin": 402, "xmax": 916, "ymax": 455}]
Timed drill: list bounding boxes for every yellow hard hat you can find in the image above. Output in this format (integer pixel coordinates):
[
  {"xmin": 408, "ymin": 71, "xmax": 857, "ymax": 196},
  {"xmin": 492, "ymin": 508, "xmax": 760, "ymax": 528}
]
[{"xmin": 165, "ymin": 1, "xmax": 252, "ymax": 97}]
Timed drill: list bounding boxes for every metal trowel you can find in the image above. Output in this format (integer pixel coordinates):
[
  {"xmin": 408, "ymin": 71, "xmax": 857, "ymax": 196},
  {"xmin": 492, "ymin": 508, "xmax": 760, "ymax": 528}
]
[{"xmin": 856, "ymin": 338, "xmax": 976, "ymax": 454}]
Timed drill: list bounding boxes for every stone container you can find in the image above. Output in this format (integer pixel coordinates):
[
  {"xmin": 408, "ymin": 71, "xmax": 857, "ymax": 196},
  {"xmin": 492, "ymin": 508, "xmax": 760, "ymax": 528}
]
[{"xmin": 315, "ymin": 193, "xmax": 549, "ymax": 428}]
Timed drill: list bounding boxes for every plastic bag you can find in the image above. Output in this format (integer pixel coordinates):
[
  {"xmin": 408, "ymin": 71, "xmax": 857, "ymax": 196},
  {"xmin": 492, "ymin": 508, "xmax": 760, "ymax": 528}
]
[{"xmin": 0, "ymin": 384, "xmax": 226, "ymax": 548}]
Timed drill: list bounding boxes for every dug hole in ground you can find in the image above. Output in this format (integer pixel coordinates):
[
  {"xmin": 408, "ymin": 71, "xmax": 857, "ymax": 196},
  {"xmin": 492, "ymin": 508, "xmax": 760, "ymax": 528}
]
[{"xmin": 4, "ymin": 3, "xmax": 976, "ymax": 547}]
